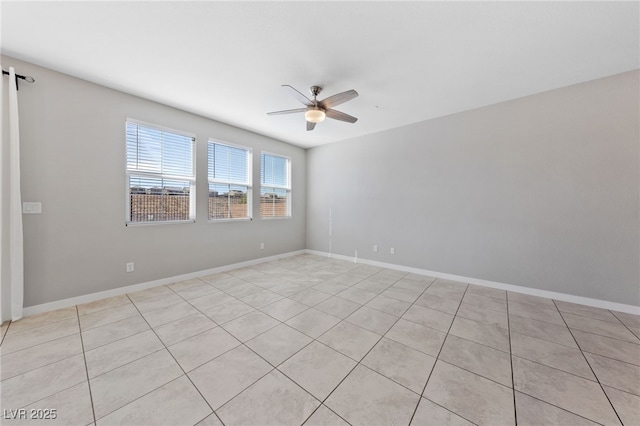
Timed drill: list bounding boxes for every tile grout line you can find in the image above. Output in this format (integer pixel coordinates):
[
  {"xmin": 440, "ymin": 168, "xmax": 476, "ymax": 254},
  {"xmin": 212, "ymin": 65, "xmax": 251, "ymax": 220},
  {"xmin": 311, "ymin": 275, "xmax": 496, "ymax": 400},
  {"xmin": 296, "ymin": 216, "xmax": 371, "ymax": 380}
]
[
  {"xmin": 166, "ymin": 275, "xmax": 329, "ymax": 423},
  {"xmin": 301, "ymin": 405, "xmax": 352, "ymax": 426},
  {"xmin": 173, "ymin": 267, "xmax": 390, "ymax": 336},
  {"xmin": 80, "ymin": 311, "xmax": 144, "ymax": 334},
  {"xmin": 81, "ymin": 292, "xmax": 215, "ymax": 376},
  {"xmin": 410, "ymin": 317, "xmax": 512, "ymax": 354},
  {"xmin": 210, "ymin": 332, "xmax": 310, "ymax": 420},
  {"xmin": 179, "ymin": 270, "xmax": 309, "ymax": 325},
  {"xmin": 82, "ymin": 324, "xmax": 150, "ymax": 353},
  {"xmin": 218, "ymin": 262, "xmax": 484, "ymax": 422},
  {"xmin": 609, "ymin": 311, "xmax": 640, "ymax": 340},
  {"xmin": 461, "ymin": 297, "xmax": 511, "ymax": 314},
  {"xmin": 552, "ymin": 299, "xmax": 625, "ymax": 426},
  {"xmin": 166, "ymin": 275, "xmax": 286, "ymax": 342},
  {"xmin": 268, "ymin": 272, "xmax": 410, "ymax": 418},
  {"xmin": 0, "ymin": 318, "xmax": 92, "ymax": 419},
  {"xmin": 560, "ymin": 306, "xmax": 632, "ymax": 325},
  {"xmin": 0, "ymin": 320, "xmax": 10, "ymax": 346},
  {"xmin": 75, "ymin": 295, "xmax": 133, "ymax": 320},
  {"xmin": 0, "ymin": 320, "xmax": 87, "ymax": 373},
  {"xmin": 508, "ymin": 308, "xmax": 640, "ymax": 352},
  {"xmin": 129, "ymin": 294, "xmax": 232, "ymax": 426},
  {"xmin": 507, "ymin": 324, "xmax": 583, "ymax": 350},
  {"xmin": 407, "ymin": 283, "xmax": 478, "ymax": 426},
  {"xmin": 293, "ymin": 272, "xmax": 413, "ymax": 425},
  {"xmin": 509, "ymin": 353, "xmax": 601, "ymax": 384},
  {"xmin": 190, "ymin": 279, "xmax": 517, "ymax": 419},
  {"xmin": 516, "ymin": 389, "xmax": 617, "ymax": 424},
  {"xmin": 276, "ymin": 350, "xmax": 351, "ymax": 426},
  {"xmin": 508, "ymin": 310, "xmax": 573, "ymax": 328},
  {"xmin": 124, "ymin": 293, "xmax": 228, "ymax": 426},
  {"xmin": 429, "ymin": 357, "xmax": 511, "ymax": 393},
  {"xmin": 0, "ymin": 258, "xmax": 358, "ymax": 425},
  {"xmin": 75, "ymin": 305, "xmax": 98, "ymax": 426},
  {"xmin": 11, "ymin": 383, "xmax": 87, "ymax": 417},
  {"xmin": 82, "ymin": 294, "xmax": 245, "ymax": 379},
  {"xmin": 2, "ymin": 350, "xmax": 87, "ymax": 383},
  {"xmin": 251, "ymin": 269, "xmax": 399, "ymax": 348},
  {"xmin": 521, "ymin": 389, "xmax": 624, "ymax": 425},
  {"xmin": 506, "ymin": 292, "xmax": 518, "ymax": 426},
  {"xmin": 88, "ymin": 347, "xmax": 168, "ymax": 382},
  {"xmin": 101, "ymin": 269, "xmax": 512, "ymax": 424},
  {"xmin": 197, "ymin": 271, "xmax": 322, "ymax": 329},
  {"xmin": 578, "ymin": 348, "xmax": 640, "ymax": 369},
  {"xmin": 0, "ymin": 329, "xmax": 80, "ymax": 356},
  {"xmin": 558, "ymin": 321, "xmax": 640, "ymax": 346},
  {"xmin": 2, "ymin": 318, "xmax": 77, "ymax": 340},
  {"xmin": 14, "ymin": 256, "xmax": 635, "ymax": 426},
  {"xmin": 208, "ymin": 266, "xmax": 384, "ymax": 425}
]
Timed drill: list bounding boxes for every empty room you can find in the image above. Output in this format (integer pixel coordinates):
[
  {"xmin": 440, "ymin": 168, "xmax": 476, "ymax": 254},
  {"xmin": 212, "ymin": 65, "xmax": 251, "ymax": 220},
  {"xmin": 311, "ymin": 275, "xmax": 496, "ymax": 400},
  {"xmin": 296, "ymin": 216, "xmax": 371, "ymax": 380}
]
[{"xmin": 1, "ymin": 1, "xmax": 638, "ymax": 425}]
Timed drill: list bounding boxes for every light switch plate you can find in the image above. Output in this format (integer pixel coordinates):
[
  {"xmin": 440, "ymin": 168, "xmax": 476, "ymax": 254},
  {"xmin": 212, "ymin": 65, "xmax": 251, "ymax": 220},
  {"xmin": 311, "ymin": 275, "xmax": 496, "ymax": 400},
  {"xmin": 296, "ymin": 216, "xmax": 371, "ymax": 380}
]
[{"xmin": 23, "ymin": 202, "xmax": 42, "ymax": 214}]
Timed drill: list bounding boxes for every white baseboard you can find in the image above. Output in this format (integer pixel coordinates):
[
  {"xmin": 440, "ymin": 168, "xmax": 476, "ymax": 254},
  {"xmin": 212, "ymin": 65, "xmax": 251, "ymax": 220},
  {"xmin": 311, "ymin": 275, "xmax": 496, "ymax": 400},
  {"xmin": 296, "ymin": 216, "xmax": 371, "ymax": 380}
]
[
  {"xmin": 21, "ymin": 248, "xmax": 640, "ymax": 318},
  {"xmin": 22, "ymin": 250, "xmax": 306, "ymax": 318},
  {"xmin": 306, "ymin": 250, "xmax": 640, "ymax": 315}
]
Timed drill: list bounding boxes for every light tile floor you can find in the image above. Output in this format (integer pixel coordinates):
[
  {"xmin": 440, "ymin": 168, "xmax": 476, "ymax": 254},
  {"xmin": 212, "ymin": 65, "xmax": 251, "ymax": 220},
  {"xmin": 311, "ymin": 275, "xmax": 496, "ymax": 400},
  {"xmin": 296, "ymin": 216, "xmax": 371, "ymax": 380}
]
[{"xmin": 1, "ymin": 254, "xmax": 639, "ymax": 425}]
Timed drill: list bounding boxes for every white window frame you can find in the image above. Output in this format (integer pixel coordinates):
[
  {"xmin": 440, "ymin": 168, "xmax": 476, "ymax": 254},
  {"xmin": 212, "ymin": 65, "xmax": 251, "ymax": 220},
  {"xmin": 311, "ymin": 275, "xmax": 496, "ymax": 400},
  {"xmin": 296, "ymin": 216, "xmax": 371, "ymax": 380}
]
[
  {"xmin": 208, "ymin": 139, "xmax": 253, "ymax": 222},
  {"xmin": 125, "ymin": 118, "xmax": 196, "ymax": 225},
  {"xmin": 260, "ymin": 151, "xmax": 291, "ymax": 219}
]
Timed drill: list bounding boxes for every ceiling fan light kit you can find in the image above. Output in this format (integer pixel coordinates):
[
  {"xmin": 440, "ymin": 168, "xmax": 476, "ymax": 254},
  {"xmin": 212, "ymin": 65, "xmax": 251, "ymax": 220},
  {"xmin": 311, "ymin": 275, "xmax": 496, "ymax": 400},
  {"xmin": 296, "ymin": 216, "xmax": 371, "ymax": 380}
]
[
  {"xmin": 305, "ymin": 108, "xmax": 326, "ymax": 123},
  {"xmin": 267, "ymin": 84, "xmax": 359, "ymax": 131}
]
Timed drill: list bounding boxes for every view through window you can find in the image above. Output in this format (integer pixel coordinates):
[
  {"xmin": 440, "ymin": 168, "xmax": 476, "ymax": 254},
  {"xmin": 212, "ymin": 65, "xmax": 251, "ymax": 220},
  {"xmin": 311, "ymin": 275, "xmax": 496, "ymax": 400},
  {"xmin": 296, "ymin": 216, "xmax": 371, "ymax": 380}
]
[
  {"xmin": 126, "ymin": 120, "xmax": 195, "ymax": 223},
  {"xmin": 260, "ymin": 153, "xmax": 290, "ymax": 217},
  {"xmin": 208, "ymin": 141, "xmax": 252, "ymax": 220}
]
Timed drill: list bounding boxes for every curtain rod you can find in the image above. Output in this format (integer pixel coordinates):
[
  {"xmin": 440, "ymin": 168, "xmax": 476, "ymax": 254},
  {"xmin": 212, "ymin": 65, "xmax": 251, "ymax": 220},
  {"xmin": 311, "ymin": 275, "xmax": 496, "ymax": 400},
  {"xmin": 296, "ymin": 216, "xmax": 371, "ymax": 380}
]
[
  {"xmin": 2, "ymin": 69, "xmax": 35, "ymax": 90},
  {"xmin": 2, "ymin": 69, "xmax": 35, "ymax": 83}
]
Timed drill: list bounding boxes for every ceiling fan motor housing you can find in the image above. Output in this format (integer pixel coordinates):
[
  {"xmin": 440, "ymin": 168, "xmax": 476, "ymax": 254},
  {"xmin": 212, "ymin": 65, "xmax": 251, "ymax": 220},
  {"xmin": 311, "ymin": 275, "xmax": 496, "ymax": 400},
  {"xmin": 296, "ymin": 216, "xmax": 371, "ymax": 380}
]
[{"xmin": 310, "ymin": 86, "xmax": 322, "ymax": 98}]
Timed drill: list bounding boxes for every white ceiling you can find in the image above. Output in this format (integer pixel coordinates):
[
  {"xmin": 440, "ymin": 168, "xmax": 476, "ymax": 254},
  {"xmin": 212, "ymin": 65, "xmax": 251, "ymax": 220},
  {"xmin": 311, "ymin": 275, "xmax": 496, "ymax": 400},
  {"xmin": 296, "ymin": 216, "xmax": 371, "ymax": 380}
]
[{"xmin": 1, "ymin": 1, "xmax": 638, "ymax": 148}]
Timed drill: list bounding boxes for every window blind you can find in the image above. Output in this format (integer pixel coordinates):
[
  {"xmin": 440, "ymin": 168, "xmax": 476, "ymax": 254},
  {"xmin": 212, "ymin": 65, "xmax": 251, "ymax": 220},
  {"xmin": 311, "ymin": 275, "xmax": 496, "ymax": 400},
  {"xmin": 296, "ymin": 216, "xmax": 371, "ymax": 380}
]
[
  {"xmin": 126, "ymin": 121, "xmax": 195, "ymax": 223},
  {"xmin": 208, "ymin": 141, "xmax": 252, "ymax": 220},
  {"xmin": 260, "ymin": 153, "xmax": 290, "ymax": 218}
]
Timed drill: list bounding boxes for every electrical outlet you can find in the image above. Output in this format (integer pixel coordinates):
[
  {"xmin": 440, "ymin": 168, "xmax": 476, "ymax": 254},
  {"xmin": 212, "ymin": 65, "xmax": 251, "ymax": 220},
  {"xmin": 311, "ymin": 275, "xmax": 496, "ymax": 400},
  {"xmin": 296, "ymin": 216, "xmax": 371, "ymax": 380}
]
[
  {"xmin": 390, "ymin": 248, "xmax": 395, "ymax": 255},
  {"xmin": 260, "ymin": 243, "xmax": 265, "ymax": 250},
  {"xmin": 126, "ymin": 262, "xmax": 135, "ymax": 273},
  {"xmin": 373, "ymin": 245, "xmax": 378, "ymax": 253}
]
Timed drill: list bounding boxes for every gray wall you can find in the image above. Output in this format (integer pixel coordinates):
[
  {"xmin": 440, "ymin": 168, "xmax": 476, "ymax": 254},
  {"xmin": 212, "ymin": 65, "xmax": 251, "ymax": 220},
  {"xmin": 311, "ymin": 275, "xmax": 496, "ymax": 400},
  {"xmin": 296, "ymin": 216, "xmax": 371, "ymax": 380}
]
[
  {"xmin": 2, "ymin": 56, "xmax": 306, "ymax": 309},
  {"xmin": 4, "ymin": 54, "xmax": 638, "ymax": 309},
  {"xmin": 307, "ymin": 71, "xmax": 639, "ymax": 305}
]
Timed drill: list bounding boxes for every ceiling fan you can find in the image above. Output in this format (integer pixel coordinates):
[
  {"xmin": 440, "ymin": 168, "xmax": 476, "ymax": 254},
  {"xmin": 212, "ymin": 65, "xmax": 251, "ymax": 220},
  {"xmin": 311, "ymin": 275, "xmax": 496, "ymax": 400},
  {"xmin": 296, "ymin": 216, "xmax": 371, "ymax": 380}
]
[{"xmin": 267, "ymin": 85, "xmax": 359, "ymax": 131}]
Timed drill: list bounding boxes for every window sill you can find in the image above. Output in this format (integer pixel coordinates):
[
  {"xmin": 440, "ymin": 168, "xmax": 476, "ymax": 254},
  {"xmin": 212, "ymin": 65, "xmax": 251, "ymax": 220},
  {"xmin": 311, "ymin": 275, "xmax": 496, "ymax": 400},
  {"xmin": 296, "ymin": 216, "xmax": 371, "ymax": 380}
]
[
  {"xmin": 126, "ymin": 220, "xmax": 195, "ymax": 227},
  {"xmin": 208, "ymin": 218, "xmax": 253, "ymax": 223}
]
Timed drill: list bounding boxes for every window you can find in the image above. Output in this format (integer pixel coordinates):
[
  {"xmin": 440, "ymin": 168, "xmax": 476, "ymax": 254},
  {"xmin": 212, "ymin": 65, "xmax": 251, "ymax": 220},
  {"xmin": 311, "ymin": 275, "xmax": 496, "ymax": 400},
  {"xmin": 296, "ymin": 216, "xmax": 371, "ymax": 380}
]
[
  {"xmin": 260, "ymin": 152, "xmax": 290, "ymax": 218},
  {"xmin": 208, "ymin": 141, "xmax": 252, "ymax": 220},
  {"xmin": 126, "ymin": 120, "xmax": 195, "ymax": 224}
]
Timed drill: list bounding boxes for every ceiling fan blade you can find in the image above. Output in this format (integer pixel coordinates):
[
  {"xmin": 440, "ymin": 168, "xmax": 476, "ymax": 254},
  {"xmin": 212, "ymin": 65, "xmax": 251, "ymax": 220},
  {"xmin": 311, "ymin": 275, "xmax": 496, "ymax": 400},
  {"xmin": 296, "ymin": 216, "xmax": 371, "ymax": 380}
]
[
  {"xmin": 325, "ymin": 109, "xmax": 358, "ymax": 123},
  {"xmin": 319, "ymin": 89, "xmax": 359, "ymax": 109},
  {"xmin": 282, "ymin": 85, "xmax": 313, "ymax": 106},
  {"xmin": 307, "ymin": 121, "xmax": 316, "ymax": 131},
  {"xmin": 267, "ymin": 108, "xmax": 307, "ymax": 116}
]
